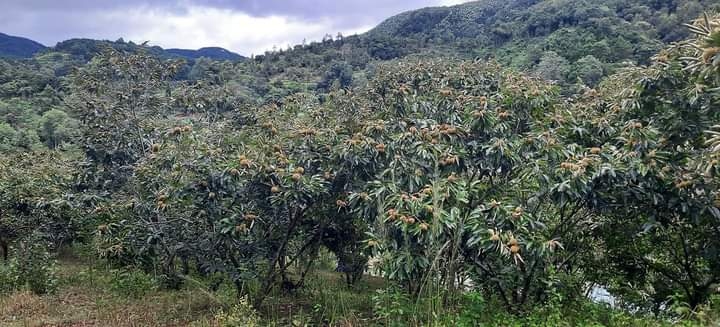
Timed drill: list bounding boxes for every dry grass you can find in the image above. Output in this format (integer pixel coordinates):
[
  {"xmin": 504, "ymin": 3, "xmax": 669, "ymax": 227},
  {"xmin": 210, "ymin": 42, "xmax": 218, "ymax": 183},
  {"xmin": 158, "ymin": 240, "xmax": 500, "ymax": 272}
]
[
  {"xmin": 0, "ymin": 291, "xmax": 52, "ymax": 325},
  {"xmin": 0, "ymin": 261, "xmax": 223, "ymax": 327},
  {"xmin": 0, "ymin": 256, "xmax": 384, "ymax": 327},
  {"xmin": 0, "ymin": 288, "xmax": 222, "ymax": 326},
  {"xmin": 256, "ymin": 270, "xmax": 384, "ymax": 326}
]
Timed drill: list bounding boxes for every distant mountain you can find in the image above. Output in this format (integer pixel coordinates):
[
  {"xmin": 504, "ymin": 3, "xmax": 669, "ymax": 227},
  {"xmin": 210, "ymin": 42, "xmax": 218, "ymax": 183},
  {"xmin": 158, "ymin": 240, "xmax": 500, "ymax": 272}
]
[
  {"xmin": 165, "ymin": 47, "xmax": 243, "ymax": 61},
  {"xmin": 242, "ymin": 0, "xmax": 718, "ymax": 98},
  {"xmin": 53, "ymin": 38, "xmax": 244, "ymax": 62},
  {"xmin": 0, "ymin": 32, "xmax": 47, "ymax": 58},
  {"xmin": 0, "ymin": 33, "xmax": 243, "ymax": 61}
]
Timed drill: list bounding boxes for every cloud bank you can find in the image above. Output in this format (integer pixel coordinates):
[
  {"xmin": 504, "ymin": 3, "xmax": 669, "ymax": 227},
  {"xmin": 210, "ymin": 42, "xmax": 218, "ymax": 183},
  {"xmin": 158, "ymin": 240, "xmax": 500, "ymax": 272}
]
[{"xmin": 0, "ymin": 0, "xmax": 475, "ymax": 55}]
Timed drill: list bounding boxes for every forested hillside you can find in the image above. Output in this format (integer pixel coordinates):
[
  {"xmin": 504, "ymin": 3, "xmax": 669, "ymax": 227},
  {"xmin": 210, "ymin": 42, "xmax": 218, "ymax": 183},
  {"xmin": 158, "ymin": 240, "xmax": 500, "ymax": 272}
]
[
  {"xmin": 0, "ymin": 35, "xmax": 244, "ymax": 62},
  {"xmin": 3, "ymin": 0, "xmax": 717, "ymax": 153},
  {"xmin": 370, "ymin": 0, "xmax": 710, "ymax": 63},
  {"xmin": 51, "ymin": 38, "xmax": 245, "ymax": 62},
  {"xmin": 250, "ymin": 0, "xmax": 720, "ymax": 91},
  {"xmin": 1, "ymin": 1, "xmax": 720, "ymax": 326},
  {"xmin": 0, "ymin": 33, "xmax": 46, "ymax": 58}
]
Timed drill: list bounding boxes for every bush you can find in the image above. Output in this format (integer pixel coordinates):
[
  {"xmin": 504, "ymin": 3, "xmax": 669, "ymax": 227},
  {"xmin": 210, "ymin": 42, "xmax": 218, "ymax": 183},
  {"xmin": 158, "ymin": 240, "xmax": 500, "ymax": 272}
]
[
  {"xmin": 214, "ymin": 296, "xmax": 261, "ymax": 327},
  {"xmin": 0, "ymin": 263, "xmax": 18, "ymax": 294},
  {"xmin": 108, "ymin": 269, "xmax": 158, "ymax": 298},
  {"xmin": 1, "ymin": 235, "xmax": 59, "ymax": 295},
  {"xmin": 453, "ymin": 293, "xmax": 670, "ymax": 327},
  {"xmin": 372, "ymin": 287, "xmax": 412, "ymax": 326},
  {"xmin": 694, "ymin": 295, "xmax": 720, "ymax": 325},
  {"xmin": 15, "ymin": 235, "xmax": 58, "ymax": 295},
  {"xmin": 456, "ymin": 292, "xmax": 486, "ymax": 326}
]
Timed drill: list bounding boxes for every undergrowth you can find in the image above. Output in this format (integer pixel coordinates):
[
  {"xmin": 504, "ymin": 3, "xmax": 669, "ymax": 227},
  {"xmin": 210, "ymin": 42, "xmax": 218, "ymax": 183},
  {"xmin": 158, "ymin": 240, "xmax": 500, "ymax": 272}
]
[{"xmin": 0, "ymin": 245, "xmax": 717, "ymax": 326}]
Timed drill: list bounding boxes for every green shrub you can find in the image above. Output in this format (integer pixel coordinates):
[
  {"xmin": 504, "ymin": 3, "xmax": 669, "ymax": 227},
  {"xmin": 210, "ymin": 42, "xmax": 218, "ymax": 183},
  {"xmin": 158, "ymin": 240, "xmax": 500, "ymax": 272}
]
[
  {"xmin": 0, "ymin": 263, "xmax": 18, "ymax": 294},
  {"xmin": 456, "ymin": 292, "xmax": 486, "ymax": 326},
  {"xmin": 108, "ymin": 269, "xmax": 158, "ymax": 298},
  {"xmin": 214, "ymin": 296, "xmax": 261, "ymax": 327},
  {"xmin": 9, "ymin": 235, "xmax": 59, "ymax": 295},
  {"xmin": 694, "ymin": 294, "xmax": 720, "ymax": 326},
  {"xmin": 372, "ymin": 287, "xmax": 412, "ymax": 326}
]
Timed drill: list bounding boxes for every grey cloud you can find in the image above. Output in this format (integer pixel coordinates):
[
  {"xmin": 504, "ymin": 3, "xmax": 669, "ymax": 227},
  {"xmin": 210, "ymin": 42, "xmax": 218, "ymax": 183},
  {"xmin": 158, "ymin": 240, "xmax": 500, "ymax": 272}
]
[
  {"xmin": 198, "ymin": 0, "xmax": 444, "ymax": 20},
  {"xmin": 3, "ymin": 0, "xmax": 445, "ymax": 25},
  {"xmin": 0, "ymin": 0, "xmax": 460, "ymax": 51}
]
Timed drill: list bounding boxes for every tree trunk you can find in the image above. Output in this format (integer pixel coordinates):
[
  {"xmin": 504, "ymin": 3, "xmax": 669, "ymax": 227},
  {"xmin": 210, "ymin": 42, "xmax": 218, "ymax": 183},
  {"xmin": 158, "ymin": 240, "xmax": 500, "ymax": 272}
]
[
  {"xmin": 234, "ymin": 279, "xmax": 244, "ymax": 298},
  {"xmin": 295, "ymin": 254, "xmax": 316, "ymax": 289},
  {"xmin": 0, "ymin": 240, "xmax": 7, "ymax": 262},
  {"xmin": 256, "ymin": 209, "xmax": 302, "ymax": 307},
  {"xmin": 181, "ymin": 256, "xmax": 190, "ymax": 275}
]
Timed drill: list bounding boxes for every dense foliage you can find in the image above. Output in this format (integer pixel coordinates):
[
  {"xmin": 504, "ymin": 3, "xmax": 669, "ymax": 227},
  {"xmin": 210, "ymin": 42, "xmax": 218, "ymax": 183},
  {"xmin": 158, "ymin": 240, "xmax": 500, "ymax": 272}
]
[{"xmin": 2, "ymin": 3, "xmax": 720, "ymax": 325}]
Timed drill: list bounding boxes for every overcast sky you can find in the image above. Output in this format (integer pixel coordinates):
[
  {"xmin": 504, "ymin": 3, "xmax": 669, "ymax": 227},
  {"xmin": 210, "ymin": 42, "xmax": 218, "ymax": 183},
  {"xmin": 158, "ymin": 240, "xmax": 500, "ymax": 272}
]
[{"xmin": 0, "ymin": 0, "xmax": 473, "ymax": 56}]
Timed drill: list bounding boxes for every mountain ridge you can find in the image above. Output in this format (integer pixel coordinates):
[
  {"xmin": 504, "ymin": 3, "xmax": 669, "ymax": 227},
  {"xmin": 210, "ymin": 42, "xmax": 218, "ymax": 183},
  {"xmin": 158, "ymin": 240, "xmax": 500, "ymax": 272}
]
[
  {"xmin": 164, "ymin": 47, "xmax": 243, "ymax": 61},
  {"xmin": 0, "ymin": 33, "xmax": 244, "ymax": 61},
  {"xmin": 0, "ymin": 32, "xmax": 47, "ymax": 58}
]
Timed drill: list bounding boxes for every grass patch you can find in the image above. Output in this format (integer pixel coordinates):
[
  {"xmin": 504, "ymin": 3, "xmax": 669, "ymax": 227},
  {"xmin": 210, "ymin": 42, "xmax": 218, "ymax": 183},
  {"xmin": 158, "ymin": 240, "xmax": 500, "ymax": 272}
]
[
  {"xmin": 0, "ymin": 253, "xmax": 381, "ymax": 326},
  {"xmin": 0, "ymin": 258, "xmax": 223, "ymax": 327},
  {"xmin": 1, "ymin": 252, "xmax": 709, "ymax": 326}
]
